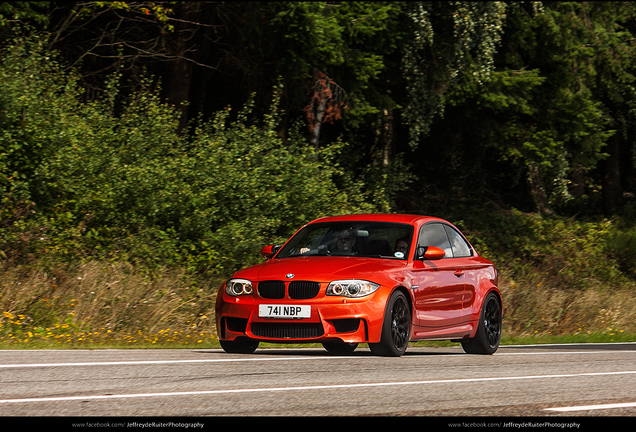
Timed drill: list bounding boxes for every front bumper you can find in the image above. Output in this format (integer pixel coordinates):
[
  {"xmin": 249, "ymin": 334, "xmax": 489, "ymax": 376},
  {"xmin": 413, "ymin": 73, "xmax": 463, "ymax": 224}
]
[{"xmin": 215, "ymin": 291, "xmax": 387, "ymax": 344}]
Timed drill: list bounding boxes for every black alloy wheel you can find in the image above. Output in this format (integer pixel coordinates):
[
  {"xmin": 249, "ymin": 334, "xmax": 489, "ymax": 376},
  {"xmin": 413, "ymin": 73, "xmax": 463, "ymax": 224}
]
[
  {"xmin": 369, "ymin": 290, "xmax": 411, "ymax": 357},
  {"xmin": 461, "ymin": 292, "xmax": 502, "ymax": 355}
]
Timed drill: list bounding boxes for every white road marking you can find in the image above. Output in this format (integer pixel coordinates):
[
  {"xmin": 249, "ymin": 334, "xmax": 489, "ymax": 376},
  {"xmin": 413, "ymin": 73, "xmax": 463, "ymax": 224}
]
[
  {"xmin": 0, "ymin": 348, "xmax": 634, "ymax": 369},
  {"xmin": 505, "ymin": 342, "xmax": 636, "ymax": 348},
  {"xmin": 546, "ymin": 402, "xmax": 636, "ymax": 412},
  {"xmin": 1, "ymin": 370, "xmax": 635, "ymax": 404},
  {"xmin": 495, "ymin": 350, "xmax": 636, "ymax": 356},
  {"xmin": 0, "ymin": 356, "xmax": 358, "ymax": 369}
]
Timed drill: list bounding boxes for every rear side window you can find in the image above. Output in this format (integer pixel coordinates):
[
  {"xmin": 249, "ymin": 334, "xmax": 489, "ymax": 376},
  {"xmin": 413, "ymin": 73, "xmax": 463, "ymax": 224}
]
[{"xmin": 444, "ymin": 225, "xmax": 472, "ymax": 257}]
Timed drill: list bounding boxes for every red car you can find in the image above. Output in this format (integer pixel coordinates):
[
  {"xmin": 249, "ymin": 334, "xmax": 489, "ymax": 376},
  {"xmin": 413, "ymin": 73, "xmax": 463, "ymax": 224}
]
[{"xmin": 215, "ymin": 214, "xmax": 502, "ymax": 356}]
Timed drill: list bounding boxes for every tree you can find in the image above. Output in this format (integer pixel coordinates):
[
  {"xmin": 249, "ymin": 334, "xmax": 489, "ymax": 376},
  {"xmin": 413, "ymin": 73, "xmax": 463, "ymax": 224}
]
[
  {"xmin": 305, "ymin": 70, "xmax": 347, "ymax": 148},
  {"xmin": 490, "ymin": 2, "xmax": 636, "ymax": 215},
  {"xmin": 413, "ymin": 2, "xmax": 636, "ymax": 216},
  {"xmin": 0, "ymin": 36, "xmax": 387, "ymax": 272},
  {"xmin": 401, "ymin": 1, "xmax": 507, "ymax": 148},
  {"xmin": 39, "ymin": 2, "xmax": 217, "ymax": 129},
  {"xmin": 578, "ymin": 2, "xmax": 636, "ymax": 214},
  {"xmin": 0, "ymin": 1, "xmax": 49, "ymax": 36}
]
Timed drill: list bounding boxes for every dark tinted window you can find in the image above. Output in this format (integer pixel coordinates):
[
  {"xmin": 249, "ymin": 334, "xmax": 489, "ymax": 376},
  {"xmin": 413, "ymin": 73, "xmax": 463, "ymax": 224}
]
[
  {"xmin": 417, "ymin": 223, "xmax": 452, "ymax": 257},
  {"xmin": 276, "ymin": 221, "xmax": 414, "ymax": 260}
]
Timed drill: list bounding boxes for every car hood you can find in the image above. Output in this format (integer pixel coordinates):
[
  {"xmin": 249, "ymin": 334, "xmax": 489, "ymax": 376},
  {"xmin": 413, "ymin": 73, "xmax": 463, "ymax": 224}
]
[{"xmin": 233, "ymin": 256, "xmax": 408, "ymax": 283}]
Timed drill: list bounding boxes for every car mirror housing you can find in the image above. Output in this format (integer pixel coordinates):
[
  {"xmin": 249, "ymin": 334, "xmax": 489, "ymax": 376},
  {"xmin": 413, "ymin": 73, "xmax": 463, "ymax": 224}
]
[
  {"xmin": 260, "ymin": 244, "xmax": 281, "ymax": 259},
  {"xmin": 417, "ymin": 245, "xmax": 445, "ymax": 260}
]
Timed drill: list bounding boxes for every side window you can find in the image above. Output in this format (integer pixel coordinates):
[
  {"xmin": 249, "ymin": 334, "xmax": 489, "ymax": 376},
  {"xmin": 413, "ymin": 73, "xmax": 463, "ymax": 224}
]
[
  {"xmin": 417, "ymin": 223, "xmax": 452, "ymax": 258},
  {"xmin": 444, "ymin": 225, "xmax": 472, "ymax": 258}
]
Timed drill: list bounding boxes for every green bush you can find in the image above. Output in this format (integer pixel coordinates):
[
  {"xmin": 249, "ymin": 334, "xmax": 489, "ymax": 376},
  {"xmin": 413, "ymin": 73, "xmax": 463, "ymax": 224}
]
[
  {"xmin": 0, "ymin": 36, "xmax": 387, "ymax": 275},
  {"xmin": 452, "ymin": 207, "xmax": 628, "ymax": 288},
  {"xmin": 607, "ymin": 229, "xmax": 636, "ymax": 277}
]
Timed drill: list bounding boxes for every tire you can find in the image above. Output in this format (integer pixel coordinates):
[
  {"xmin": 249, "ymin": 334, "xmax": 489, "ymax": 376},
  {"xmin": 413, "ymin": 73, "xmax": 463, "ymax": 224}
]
[
  {"xmin": 369, "ymin": 290, "xmax": 411, "ymax": 357},
  {"xmin": 220, "ymin": 337, "xmax": 259, "ymax": 354},
  {"xmin": 322, "ymin": 341, "xmax": 358, "ymax": 354},
  {"xmin": 461, "ymin": 292, "xmax": 502, "ymax": 355}
]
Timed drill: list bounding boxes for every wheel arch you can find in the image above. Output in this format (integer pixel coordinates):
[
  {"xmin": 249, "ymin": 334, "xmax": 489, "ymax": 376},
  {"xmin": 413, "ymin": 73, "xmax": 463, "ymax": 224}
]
[
  {"xmin": 469, "ymin": 286, "xmax": 502, "ymax": 336},
  {"xmin": 485, "ymin": 287, "xmax": 503, "ymax": 317},
  {"xmin": 463, "ymin": 282, "xmax": 502, "ymax": 339},
  {"xmin": 393, "ymin": 285, "xmax": 414, "ymax": 315},
  {"xmin": 474, "ymin": 280, "xmax": 503, "ymax": 316},
  {"xmin": 368, "ymin": 285, "xmax": 413, "ymax": 344},
  {"xmin": 393, "ymin": 285, "xmax": 415, "ymax": 336}
]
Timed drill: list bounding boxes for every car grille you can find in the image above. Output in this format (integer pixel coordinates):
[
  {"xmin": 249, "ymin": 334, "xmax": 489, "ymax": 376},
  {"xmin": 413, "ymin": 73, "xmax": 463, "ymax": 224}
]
[
  {"xmin": 258, "ymin": 281, "xmax": 285, "ymax": 299},
  {"xmin": 289, "ymin": 281, "xmax": 320, "ymax": 299},
  {"xmin": 257, "ymin": 280, "xmax": 320, "ymax": 299},
  {"xmin": 251, "ymin": 322, "xmax": 324, "ymax": 339}
]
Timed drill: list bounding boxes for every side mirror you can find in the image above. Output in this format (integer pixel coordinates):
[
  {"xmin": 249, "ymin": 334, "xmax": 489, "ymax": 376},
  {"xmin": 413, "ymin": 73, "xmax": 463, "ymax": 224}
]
[
  {"xmin": 260, "ymin": 245, "xmax": 281, "ymax": 259},
  {"xmin": 417, "ymin": 245, "xmax": 445, "ymax": 260}
]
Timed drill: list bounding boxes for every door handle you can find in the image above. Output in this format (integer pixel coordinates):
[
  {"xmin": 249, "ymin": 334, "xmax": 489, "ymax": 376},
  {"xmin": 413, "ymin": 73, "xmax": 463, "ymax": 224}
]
[{"xmin": 454, "ymin": 269, "xmax": 465, "ymax": 277}]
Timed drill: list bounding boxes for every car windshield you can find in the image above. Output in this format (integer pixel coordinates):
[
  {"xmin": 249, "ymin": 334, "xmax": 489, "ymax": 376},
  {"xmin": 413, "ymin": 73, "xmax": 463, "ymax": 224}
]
[{"xmin": 276, "ymin": 221, "xmax": 414, "ymax": 260}]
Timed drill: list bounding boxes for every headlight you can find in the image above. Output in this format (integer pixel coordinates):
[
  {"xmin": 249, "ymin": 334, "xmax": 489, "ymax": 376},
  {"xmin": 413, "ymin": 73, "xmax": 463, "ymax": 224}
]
[
  {"xmin": 225, "ymin": 279, "xmax": 253, "ymax": 296},
  {"xmin": 326, "ymin": 280, "xmax": 380, "ymax": 298}
]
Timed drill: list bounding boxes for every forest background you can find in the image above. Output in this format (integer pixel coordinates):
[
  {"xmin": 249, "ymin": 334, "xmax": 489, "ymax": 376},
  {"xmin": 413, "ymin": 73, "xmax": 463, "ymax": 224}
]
[{"xmin": 1, "ymin": 1, "xmax": 636, "ymax": 348}]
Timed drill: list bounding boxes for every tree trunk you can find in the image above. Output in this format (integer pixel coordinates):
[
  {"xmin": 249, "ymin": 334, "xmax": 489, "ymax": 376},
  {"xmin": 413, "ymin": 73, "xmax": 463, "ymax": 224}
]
[
  {"xmin": 164, "ymin": 58, "xmax": 193, "ymax": 132},
  {"xmin": 382, "ymin": 109, "xmax": 394, "ymax": 166},
  {"xmin": 310, "ymin": 97, "xmax": 326, "ymax": 149},
  {"xmin": 602, "ymin": 136, "xmax": 622, "ymax": 215},
  {"xmin": 527, "ymin": 163, "xmax": 555, "ymax": 215},
  {"xmin": 161, "ymin": 3, "xmax": 204, "ymax": 132}
]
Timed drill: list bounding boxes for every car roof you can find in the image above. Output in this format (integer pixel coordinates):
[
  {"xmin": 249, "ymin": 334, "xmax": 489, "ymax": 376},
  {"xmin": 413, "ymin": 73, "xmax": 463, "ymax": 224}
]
[{"xmin": 309, "ymin": 213, "xmax": 446, "ymax": 226}]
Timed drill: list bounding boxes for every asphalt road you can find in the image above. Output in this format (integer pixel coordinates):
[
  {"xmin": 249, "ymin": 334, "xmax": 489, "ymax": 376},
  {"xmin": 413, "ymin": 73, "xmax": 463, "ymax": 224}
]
[{"xmin": 0, "ymin": 343, "xmax": 635, "ymax": 421}]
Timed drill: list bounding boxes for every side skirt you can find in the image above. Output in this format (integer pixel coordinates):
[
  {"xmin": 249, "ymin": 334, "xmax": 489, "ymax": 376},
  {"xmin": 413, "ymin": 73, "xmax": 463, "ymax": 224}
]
[{"xmin": 410, "ymin": 321, "xmax": 477, "ymax": 341}]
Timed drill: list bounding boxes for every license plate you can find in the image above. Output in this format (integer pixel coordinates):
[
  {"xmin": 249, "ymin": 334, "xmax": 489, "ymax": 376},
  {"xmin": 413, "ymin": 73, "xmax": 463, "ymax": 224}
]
[{"xmin": 259, "ymin": 304, "xmax": 311, "ymax": 319}]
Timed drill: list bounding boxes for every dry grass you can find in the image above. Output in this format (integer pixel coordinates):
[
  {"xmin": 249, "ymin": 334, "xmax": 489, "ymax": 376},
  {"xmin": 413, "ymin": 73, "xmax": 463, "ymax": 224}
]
[
  {"xmin": 2, "ymin": 257, "xmax": 636, "ymax": 348},
  {"xmin": 499, "ymin": 266, "xmax": 636, "ymax": 338},
  {"xmin": 0, "ymin": 261, "xmax": 223, "ymax": 348}
]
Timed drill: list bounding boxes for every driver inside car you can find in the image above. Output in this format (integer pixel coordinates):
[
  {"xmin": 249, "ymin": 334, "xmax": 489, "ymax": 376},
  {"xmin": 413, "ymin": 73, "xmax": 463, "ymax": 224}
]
[{"xmin": 335, "ymin": 229, "xmax": 356, "ymax": 252}]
